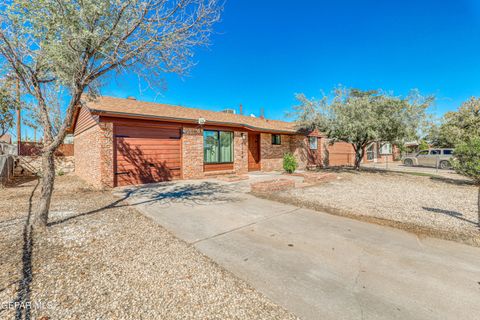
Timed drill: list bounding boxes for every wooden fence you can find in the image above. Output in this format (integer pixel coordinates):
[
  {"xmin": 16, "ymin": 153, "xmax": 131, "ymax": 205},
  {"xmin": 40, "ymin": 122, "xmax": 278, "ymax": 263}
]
[{"xmin": 19, "ymin": 142, "xmax": 74, "ymax": 157}]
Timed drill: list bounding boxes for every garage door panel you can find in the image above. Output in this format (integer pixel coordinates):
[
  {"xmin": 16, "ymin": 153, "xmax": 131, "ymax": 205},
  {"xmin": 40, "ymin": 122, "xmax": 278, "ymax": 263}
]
[
  {"xmin": 116, "ymin": 168, "xmax": 181, "ymax": 185},
  {"xmin": 117, "ymin": 152, "xmax": 180, "ymax": 163},
  {"xmin": 116, "ymin": 147, "xmax": 181, "ymax": 156},
  {"xmin": 117, "ymin": 161, "xmax": 182, "ymax": 172},
  {"xmin": 116, "ymin": 125, "xmax": 180, "ymax": 134},
  {"xmin": 117, "ymin": 133, "xmax": 180, "ymax": 139},
  {"xmin": 117, "ymin": 146, "xmax": 180, "ymax": 153},
  {"xmin": 115, "ymin": 125, "xmax": 182, "ymax": 186},
  {"xmin": 116, "ymin": 127, "xmax": 181, "ymax": 138},
  {"xmin": 116, "ymin": 148, "xmax": 180, "ymax": 156},
  {"xmin": 116, "ymin": 161, "xmax": 181, "ymax": 168},
  {"xmin": 117, "ymin": 138, "xmax": 181, "ymax": 146},
  {"xmin": 116, "ymin": 150, "xmax": 181, "ymax": 159}
]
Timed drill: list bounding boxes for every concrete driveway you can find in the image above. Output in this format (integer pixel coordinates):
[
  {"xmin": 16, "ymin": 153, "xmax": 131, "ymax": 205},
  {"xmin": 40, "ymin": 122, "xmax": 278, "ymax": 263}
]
[{"xmin": 114, "ymin": 174, "xmax": 480, "ymax": 320}]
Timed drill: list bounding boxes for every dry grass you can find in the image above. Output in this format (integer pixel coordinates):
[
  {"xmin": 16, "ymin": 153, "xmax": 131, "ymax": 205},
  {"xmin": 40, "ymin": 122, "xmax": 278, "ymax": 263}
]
[
  {"xmin": 0, "ymin": 175, "xmax": 296, "ymax": 320},
  {"xmin": 253, "ymin": 170, "xmax": 480, "ymax": 247}
]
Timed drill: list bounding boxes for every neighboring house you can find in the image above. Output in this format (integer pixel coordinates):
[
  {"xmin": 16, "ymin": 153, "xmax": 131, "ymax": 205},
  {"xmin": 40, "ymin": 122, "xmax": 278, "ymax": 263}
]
[
  {"xmin": 324, "ymin": 140, "xmax": 399, "ymax": 166},
  {"xmin": 0, "ymin": 134, "xmax": 12, "ymax": 144},
  {"xmin": 364, "ymin": 141, "xmax": 399, "ymax": 163},
  {"xmin": 68, "ymin": 96, "xmax": 325, "ymax": 188}
]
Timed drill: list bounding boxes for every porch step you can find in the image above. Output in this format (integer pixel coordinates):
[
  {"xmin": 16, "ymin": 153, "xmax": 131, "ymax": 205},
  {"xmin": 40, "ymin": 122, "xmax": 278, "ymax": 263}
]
[{"xmin": 204, "ymin": 170, "xmax": 236, "ymax": 177}]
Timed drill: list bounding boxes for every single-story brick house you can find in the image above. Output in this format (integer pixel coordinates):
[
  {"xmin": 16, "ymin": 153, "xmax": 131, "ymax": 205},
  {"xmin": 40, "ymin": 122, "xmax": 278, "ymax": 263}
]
[
  {"xmin": 69, "ymin": 96, "xmax": 399, "ymax": 188},
  {"xmin": 69, "ymin": 96, "xmax": 327, "ymax": 188}
]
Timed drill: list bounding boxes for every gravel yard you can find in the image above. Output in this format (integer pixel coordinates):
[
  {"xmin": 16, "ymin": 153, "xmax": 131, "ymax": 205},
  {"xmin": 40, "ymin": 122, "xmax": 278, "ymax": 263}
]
[
  {"xmin": 0, "ymin": 175, "xmax": 296, "ymax": 319},
  {"xmin": 267, "ymin": 171, "xmax": 479, "ymax": 245}
]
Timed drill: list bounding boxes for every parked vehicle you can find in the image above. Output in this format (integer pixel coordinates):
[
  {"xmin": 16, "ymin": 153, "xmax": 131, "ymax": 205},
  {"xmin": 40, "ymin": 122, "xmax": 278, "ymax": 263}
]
[{"xmin": 402, "ymin": 148, "xmax": 454, "ymax": 169}]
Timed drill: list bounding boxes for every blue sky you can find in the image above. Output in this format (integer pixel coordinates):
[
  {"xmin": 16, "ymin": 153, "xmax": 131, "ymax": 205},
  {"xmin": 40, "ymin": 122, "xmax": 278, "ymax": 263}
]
[{"xmin": 104, "ymin": 0, "xmax": 480, "ymax": 121}]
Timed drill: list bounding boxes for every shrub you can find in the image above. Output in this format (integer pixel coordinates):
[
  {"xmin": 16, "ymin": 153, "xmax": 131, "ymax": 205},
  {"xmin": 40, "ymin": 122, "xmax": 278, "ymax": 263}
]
[
  {"xmin": 452, "ymin": 137, "xmax": 480, "ymax": 229},
  {"xmin": 283, "ymin": 152, "xmax": 298, "ymax": 174},
  {"xmin": 452, "ymin": 138, "xmax": 480, "ymax": 185}
]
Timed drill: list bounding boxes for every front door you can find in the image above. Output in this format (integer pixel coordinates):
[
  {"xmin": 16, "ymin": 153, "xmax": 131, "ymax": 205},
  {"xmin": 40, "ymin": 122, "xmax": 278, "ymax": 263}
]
[{"xmin": 248, "ymin": 133, "xmax": 261, "ymax": 171}]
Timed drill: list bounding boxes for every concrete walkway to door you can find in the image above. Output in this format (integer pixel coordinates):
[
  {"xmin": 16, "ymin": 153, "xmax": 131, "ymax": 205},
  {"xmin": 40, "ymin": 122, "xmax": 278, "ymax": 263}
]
[{"xmin": 113, "ymin": 173, "xmax": 480, "ymax": 320}]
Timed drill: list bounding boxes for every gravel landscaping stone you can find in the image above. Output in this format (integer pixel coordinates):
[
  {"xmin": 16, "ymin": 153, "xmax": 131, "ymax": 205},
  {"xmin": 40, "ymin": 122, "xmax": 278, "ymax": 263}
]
[
  {"xmin": 262, "ymin": 170, "xmax": 480, "ymax": 246},
  {"xmin": 250, "ymin": 179, "xmax": 296, "ymax": 193},
  {"xmin": 0, "ymin": 175, "xmax": 297, "ymax": 319}
]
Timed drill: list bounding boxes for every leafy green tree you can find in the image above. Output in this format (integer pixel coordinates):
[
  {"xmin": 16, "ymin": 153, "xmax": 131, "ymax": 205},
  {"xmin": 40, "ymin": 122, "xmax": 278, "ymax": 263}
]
[
  {"xmin": 0, "ymin": 86, "xmax": 16, "ymax": 137},
  {"xmin": 452, "ymin": 138, "xmax": 480, "ymax": 228},
  {"xmin": 418, "ymin": 140, "xmax": 430, "ymax": 151},
  {"xmin": 292, "ymin": 87, "xmax": 433, "ymax": 169},
  {"xmin": 0, "ymin": 0, "xmax": 223, "ymax": 228},
  {"xmin": 429, "ymin": 97, "xmax": 480, "ymax": 147}
]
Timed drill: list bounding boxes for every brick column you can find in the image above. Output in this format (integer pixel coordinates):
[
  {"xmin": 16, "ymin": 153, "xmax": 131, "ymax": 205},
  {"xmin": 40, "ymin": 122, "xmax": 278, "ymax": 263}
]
[
  {"xmin": 234, "ymin": 131, "xmax": 248, "ymax": 174},
  {"xmin": 99, "ymin": 122, "xmax": 114, "ymax": 188},
  {"xmin": 290, "ymin": 135, "xmax": 308, "ymax": 170},
  {"xmin": 182, "ymin": 126, "xmax": 204, "ymax": 179}
]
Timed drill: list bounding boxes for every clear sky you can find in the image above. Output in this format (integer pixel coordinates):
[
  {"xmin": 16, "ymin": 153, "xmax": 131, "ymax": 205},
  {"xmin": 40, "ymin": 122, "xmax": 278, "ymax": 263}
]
[{"xmin": 103, "ymin": 0, "xmax": 480, "ymax": 121}]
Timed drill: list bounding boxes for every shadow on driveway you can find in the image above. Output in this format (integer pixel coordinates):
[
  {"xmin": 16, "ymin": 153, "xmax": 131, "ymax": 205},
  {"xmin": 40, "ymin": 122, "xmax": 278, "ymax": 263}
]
[{"xmin": 116, "ymin": 181, "xmax": 241, "ymax": 208}]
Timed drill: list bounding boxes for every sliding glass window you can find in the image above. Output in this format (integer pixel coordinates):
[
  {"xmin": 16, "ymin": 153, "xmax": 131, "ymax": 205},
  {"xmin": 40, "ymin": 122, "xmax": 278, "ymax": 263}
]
[{"xmin": 204, "ymin": 130, "xmax": 233, "ymax": 163}]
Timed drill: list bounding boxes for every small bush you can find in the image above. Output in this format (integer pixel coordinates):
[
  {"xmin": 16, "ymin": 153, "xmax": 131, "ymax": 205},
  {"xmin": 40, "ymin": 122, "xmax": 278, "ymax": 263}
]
[
  {"xmin": 452, "ymin": 138, "xmax": 480, "ymax": 184},
  {"xmin": 57, "ymin": 169, "xmax": 65, "ymax": 176},
  {"xmin": 283, "ymin": 152, "xmax": 298, "ymax": 174}
]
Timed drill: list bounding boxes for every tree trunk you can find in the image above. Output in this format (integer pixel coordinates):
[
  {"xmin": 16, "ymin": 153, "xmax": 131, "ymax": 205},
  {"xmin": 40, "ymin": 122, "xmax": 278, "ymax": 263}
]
[
  {"xmin": 353, "ymin": 146, "xmax": 365, "ymax": 170},
  {"xmin": 478, "ymin": 186, "xmax": 480, "ymax": 230},
  {"xmin": 33, "ymin": 152, "xmax": 55, "ymax": 229}
]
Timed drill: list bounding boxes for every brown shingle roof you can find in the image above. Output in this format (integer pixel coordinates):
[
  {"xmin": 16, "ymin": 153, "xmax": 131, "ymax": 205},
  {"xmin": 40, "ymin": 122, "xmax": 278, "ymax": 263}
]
[{"xmin": 83, "ymin": 96, "xmax": 298, "ymax": 133}]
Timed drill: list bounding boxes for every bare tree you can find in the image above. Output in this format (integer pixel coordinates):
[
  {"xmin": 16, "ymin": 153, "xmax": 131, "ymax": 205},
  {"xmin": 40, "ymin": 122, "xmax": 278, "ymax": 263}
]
[{"xmin": 0, "ymin": 0, "xmax": 223, "ymax": 229}]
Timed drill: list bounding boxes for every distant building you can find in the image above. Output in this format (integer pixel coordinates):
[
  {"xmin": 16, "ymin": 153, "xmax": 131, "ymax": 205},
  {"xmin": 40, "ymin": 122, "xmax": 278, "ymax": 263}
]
[{"xmin": 0, "ymin": 134, "xmax": 12, "ymax": 144}]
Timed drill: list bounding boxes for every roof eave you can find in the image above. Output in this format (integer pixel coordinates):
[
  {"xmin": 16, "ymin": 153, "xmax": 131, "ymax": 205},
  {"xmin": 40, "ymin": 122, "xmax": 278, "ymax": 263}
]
[
  {"xmin": 89, "ymin": 109, "xmax": 299, "ymax": 134},
  {"xmin": 66, "ymin": 105, "xmax": 82, "ymax": 134}
]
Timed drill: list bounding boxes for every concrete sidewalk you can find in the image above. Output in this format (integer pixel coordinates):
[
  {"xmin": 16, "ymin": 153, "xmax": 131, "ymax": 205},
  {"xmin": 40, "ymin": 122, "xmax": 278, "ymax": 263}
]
[{"xmin": 114, "ymin": 179, "xmax": 480, "ymax": 320}]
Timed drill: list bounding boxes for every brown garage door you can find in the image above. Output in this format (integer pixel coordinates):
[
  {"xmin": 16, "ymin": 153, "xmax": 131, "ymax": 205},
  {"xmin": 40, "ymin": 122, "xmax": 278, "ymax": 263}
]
[
  {"xmin": 114, "ymin": 125, "xmax": 182, "ymax": 186},
  {"xmin": 327, "ymin": 142, "xmax": 355, "ymax": 166}
]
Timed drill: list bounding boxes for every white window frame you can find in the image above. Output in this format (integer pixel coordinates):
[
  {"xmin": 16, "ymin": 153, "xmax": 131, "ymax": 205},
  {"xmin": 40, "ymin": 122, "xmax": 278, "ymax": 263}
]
[
  {"xmin": 379, "ymin": 142, "xmax": 392, "ymax": 155},
  {"xmin": 309, "ymin": 137, "xmax": 318, "ymax": 150}
]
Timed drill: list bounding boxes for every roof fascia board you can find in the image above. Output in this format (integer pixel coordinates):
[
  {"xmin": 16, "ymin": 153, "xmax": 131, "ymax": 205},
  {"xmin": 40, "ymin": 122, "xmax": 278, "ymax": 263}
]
[{"xmin": 91, "ymin": 109, "xmax": 299, "ymax": 134}]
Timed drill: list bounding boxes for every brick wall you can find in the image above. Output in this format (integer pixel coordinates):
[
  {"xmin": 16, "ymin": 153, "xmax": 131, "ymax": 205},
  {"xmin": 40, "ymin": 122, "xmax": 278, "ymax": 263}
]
[
  {"xmin": 74, "ymin": 121, "xmax": 114, "ymax": 189},
  {"xmin": 260, "ymin": 133, "xmax": 292, "ymax": 172},
  {"xmin": 182, "ymin": 126, "xmax": 204, "ymax": 179},
  {"xmin": 234, "ymin": 131, "xmax": 248, "ymax": 174},
  {"xmin": 290, "ymin": 135, "xmax": 309, "ymax": 170},
  {"xmin": 74, "ymin": 124, "xmax": 103, "ymax": 188},
  {"xmin": 99, "ymin": 122, "xmax": 114, "ymax": 188}
]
